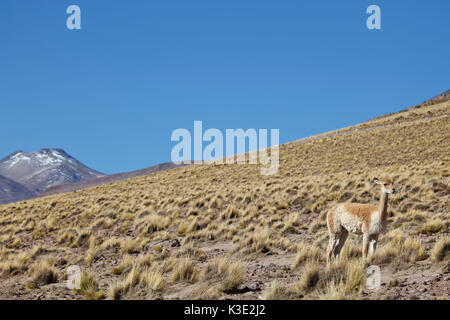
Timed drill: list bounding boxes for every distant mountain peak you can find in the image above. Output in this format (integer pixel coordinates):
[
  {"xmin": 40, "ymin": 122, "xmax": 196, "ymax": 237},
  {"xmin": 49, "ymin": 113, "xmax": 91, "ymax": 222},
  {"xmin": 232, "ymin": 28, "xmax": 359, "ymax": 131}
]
[
  {"xmin": 0, "ymin": 148, "xmax": 104, "ymax": 194},
  {"xmin": 0, "ymin": 148, "xmax": 184, "ymax": 205},
  {"xmin": 2, "ymin": 149, "xmax": 76, "ymax": 170}
]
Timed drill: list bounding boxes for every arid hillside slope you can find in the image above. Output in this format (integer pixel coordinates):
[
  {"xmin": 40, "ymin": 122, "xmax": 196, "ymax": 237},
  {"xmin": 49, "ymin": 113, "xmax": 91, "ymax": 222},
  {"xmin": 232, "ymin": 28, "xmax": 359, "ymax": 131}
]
[{"xmin": 0, "ymin": 100, "xmax": 449, "ymax": 300}]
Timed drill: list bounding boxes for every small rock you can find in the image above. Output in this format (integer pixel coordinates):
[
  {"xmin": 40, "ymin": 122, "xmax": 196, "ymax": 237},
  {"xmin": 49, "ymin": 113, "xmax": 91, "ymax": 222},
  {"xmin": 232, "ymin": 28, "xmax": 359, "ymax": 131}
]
[
  {"xmin": 170, "ymin": 239, "xmax": 181, "ymax": 247},
  {"xmin": 266, "ymin": 263, "xmax": 277, "ymax": 271},
  {"xmin": 247, "ymin": 283, "xmax": 260, "ymax": 291}
]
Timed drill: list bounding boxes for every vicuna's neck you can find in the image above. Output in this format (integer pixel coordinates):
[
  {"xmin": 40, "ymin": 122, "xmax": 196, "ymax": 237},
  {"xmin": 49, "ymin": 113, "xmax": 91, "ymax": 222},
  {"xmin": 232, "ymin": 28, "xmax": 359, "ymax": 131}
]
[{"xmin": 379, "ymin": 191, "xmax": 389, "ymax": 222}]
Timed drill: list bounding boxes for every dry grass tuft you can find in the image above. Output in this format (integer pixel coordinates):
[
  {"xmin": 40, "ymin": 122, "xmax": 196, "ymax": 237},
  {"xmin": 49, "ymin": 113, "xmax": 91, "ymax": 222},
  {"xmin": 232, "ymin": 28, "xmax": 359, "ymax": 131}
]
[
  {"xmin": 218, "ymin": 260, "xmax": 244, "ymax": 293},
  {"xmin": 170, "ymin": 258, "xmax": 200, "ymax": 283},
  {"xmin": 295, "ymin": 262, "xmax": 321, "ymax": 293},
  {"xmin": 418, "ymin": 220, "xmax": 446, "ymax": 235},
  {"xmin": 373, "ymin": 230, "xmax": 427, "ymax": 264},
  {"xmin": 292, "ymin": 242, "xmax": 323, "ymax": 269},
  {"xmin": 76, "ymin": 272, "xmax": 105, "ymax": 300},
  {"xmin": 107, "ymin": 264, "xmax": 166, "ymax": 300},
  {"xmin": 201, "ymin": 258, "xmax": 244, "ymax": 293},
  {"xmin": 31, "ymin": 260, "xmax": 58, "ymax": 286},
  {"xmin": 294, "ymin": 258, "xmax": 366, "ymax": 299},
  {"xmin": 315, "ymin": 260, "xmax": 366, "ymax": 299},
  {"xmin": 431, "ymin": 237, "xmax": 450, "ymax": 262},
  {"xmin": 261, "ymin": 280, "xmax": 290, "ymax": 300},
  {"xmin": 317, "ymin": 280, "xmax": 347, "ymax": 300}
]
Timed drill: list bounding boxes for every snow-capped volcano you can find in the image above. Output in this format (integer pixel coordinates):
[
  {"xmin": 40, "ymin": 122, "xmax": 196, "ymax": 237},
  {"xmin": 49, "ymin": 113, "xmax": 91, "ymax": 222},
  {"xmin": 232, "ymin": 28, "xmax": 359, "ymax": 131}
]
[{"xmin": 0, "ymin": 149, "xmax": 104, "ymax": 193}]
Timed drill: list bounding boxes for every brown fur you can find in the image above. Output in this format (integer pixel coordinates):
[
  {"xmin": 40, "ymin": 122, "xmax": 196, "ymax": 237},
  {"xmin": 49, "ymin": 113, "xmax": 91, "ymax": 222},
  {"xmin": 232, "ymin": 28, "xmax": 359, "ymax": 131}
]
[
  {"xmin": 342, "ymin": 203, "xmax": 377, "ymax": 232},
  {"xmin": 327, "ymin": 207, "xmax": 336, "ymax": 233},
  {"xmin": 326, "ymin": 177, "xmax": 395, "ymax": 264}
]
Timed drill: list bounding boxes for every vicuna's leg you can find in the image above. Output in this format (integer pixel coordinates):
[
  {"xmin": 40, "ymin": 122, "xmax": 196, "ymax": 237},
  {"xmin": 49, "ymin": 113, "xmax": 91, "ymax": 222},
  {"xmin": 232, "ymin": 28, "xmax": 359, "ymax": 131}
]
[
  {"xmin": 368, "ymin": 234, "xmax": 379, "ymax": 258},
  {"xmin": 326, "ymin": 234, "xmax": 338, "ymax": 265},
  {"xmin": 326, "ymin": 208, "xmax": 339, "ymax": 265},
  {"xmin": 362, "ymin": 234, "xmax": 370, "ymax": 259},
  {"xmin": 333, "ymin": 229, "xmax": 349, "ymax": 259}
]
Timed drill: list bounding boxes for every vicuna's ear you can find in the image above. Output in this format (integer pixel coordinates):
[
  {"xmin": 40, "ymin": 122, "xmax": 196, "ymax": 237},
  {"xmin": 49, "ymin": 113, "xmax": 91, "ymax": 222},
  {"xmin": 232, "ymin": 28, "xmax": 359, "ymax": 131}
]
[{"xmin": 374, "ymin": 179, "xmax": 381, "ymax": 185}]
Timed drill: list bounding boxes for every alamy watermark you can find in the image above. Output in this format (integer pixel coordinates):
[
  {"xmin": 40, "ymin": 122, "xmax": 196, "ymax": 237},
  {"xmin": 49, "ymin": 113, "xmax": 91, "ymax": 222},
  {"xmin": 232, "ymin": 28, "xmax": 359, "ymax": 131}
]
[
  {"xmin": 366, "ymin": 5, "xmax": 381, "ymax": 30},
  {"xmin": 66, "ymin": 4, "xmax": 381, "ymax": 30},
  {"xmin": 66, "ymin": 5, "xmax": 81, "ymax": 30},
  {"xmin": 171, "ymin": 121, "xmax": 279, "ymax": 175},
  {"xmin": 66, "ymin": 265, "xmax": 81, "ymax": 290},
  {"xmin": 65, "ymin": 5, "xmax": 381, "ymax": 31},
  {"xmin": 365, "ymin": 265, "xmax": 381, "ymax": 291}
]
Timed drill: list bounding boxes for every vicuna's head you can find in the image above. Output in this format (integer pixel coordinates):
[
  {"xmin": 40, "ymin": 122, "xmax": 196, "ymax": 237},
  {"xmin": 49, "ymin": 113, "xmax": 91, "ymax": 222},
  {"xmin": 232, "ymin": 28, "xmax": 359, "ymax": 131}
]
[{"xmin": 375, "ymin": 177, "xmax": 396, "ymax": 194}]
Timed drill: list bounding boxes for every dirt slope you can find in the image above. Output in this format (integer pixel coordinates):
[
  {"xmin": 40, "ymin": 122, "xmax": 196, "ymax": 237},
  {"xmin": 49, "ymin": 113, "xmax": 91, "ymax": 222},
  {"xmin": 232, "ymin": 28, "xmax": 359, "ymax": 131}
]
[{"xmin": 0, "ymin": 100, "xmax": 448, "ymax": 300}]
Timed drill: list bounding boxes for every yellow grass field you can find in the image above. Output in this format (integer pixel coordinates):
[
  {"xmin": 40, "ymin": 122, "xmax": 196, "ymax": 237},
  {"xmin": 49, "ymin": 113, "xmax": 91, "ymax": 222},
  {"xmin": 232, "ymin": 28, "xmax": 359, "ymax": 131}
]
[{"xmin": 0, "ymin": 100, "xmax": 449, "ymax": 300}]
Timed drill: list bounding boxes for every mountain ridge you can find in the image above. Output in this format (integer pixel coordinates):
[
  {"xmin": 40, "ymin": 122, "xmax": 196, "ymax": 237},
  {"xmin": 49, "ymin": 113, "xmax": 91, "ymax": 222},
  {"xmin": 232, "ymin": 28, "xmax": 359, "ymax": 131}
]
[
  {"xmin": 0, "ymin": 148, "xmax": 184, "ymax": 204},
  {"xmin": 0, "ymin": 148, "xmax": 104, "ymax": 201},
  {"xmin": 40, "ymin": 162, "xmax": 185, "ymax": 197},
  {"xmin": 0, "ymin": 175, "xmax": 35, "ymax": 205},
  {"xmin": 0, "ymin": 89, "xmax": 447, "ymax": 205}
]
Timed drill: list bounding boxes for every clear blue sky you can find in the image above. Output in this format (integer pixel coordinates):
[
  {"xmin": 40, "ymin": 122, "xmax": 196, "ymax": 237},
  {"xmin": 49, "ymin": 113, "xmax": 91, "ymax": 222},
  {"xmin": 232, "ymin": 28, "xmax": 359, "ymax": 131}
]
[{"xmin": 1, "ymin": 0, "xmax": 449, "ymax": 174}]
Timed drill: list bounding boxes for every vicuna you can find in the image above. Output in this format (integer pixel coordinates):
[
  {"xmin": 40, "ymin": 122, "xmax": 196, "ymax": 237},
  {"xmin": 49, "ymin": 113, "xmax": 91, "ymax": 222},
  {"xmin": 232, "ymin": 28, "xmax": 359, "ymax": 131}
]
[{"xmin": 326, "ymin": 177, "xmax": 396, "ymax": 264}]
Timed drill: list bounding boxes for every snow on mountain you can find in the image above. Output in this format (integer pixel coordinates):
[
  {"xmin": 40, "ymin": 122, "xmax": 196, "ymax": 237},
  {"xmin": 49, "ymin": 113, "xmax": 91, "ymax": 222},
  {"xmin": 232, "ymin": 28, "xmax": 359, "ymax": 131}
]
[{"xmin": 0, "ymin": 149, "xmax": 104, "ymax": 194}]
